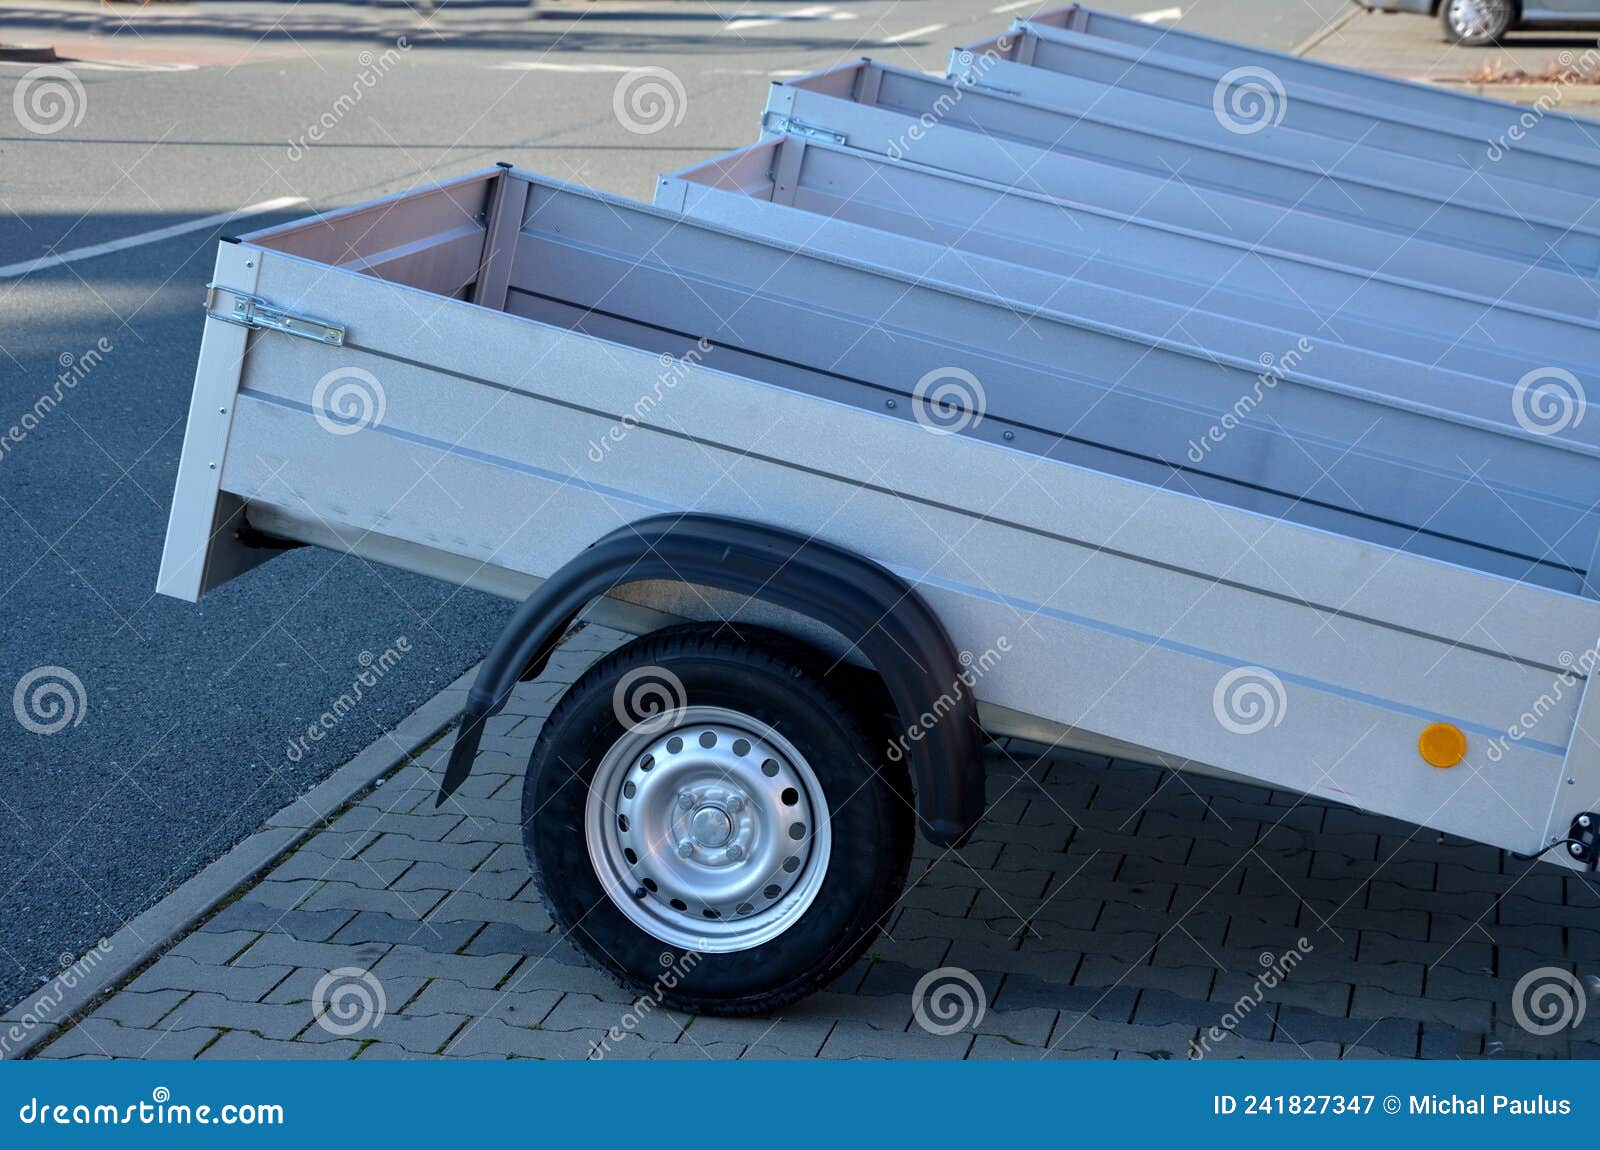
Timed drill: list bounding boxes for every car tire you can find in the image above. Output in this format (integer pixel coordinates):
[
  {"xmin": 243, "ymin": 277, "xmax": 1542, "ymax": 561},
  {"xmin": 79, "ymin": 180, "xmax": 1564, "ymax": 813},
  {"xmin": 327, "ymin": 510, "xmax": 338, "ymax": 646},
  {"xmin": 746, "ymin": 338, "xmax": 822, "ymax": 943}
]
[
  {"xmin": 1440, "ymin": 0, "xmax": 1516, "ymax": 45},
  {"xmin": 521, "ymin": 623, "xmax": 914, "ymax": 1015}
]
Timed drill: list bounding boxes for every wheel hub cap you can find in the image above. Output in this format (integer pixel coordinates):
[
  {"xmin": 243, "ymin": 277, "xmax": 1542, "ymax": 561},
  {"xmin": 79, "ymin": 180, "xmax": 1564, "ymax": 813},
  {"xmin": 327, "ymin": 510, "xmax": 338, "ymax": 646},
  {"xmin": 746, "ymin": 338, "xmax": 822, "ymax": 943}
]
[{"xmin": 585, "ymin": 706, "xmax": 833, "ymax": 953}]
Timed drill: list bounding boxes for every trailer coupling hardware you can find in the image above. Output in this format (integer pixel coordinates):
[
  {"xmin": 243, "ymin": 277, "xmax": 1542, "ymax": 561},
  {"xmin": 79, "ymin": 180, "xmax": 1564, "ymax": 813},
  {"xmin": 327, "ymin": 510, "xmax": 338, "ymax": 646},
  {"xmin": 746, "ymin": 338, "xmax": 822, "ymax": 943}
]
[
  {"xmin": 761, "ymin": 114, "xmax": 847, "ymax": 146},
  {"xmin": 1513, "ymin": 814, "xmax": 1600, "ymax": 870},
  {"xmin": 205, "ymin": 284, "xmax": 346, "ymax": 346}
]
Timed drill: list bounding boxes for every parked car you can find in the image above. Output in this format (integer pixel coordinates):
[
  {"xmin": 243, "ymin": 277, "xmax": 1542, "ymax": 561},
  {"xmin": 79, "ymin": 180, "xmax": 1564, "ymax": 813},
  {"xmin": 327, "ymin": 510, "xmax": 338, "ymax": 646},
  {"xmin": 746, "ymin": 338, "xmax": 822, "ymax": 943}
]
[{"xmin": 1358, "ymin": 1, "xmax": 1600, "ymax": 46}]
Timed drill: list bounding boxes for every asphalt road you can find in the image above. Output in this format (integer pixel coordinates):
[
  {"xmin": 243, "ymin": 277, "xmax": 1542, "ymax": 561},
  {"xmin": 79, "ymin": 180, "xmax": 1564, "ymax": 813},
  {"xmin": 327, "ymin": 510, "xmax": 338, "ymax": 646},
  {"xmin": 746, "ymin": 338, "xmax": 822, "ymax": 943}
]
[{"xmin": 0, "ymin": 0, "xmax": 1351, "ymax": 1009}]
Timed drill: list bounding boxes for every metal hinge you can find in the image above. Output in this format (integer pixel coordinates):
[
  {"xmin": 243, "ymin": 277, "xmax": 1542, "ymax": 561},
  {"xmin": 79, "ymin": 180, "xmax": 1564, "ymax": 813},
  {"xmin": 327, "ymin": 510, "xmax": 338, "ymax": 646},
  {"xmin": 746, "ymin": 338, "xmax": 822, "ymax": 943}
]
[
  {"xmin": 762, "ymin": 113, "xmax": 846, "ymax": 146},
  {"xmin": 951, "ymin": 73, "xmax": 1020, "ymax": 96},
  {"xmin": 205, "ymin": 284, "xmax": 345, "ymax": 346}
]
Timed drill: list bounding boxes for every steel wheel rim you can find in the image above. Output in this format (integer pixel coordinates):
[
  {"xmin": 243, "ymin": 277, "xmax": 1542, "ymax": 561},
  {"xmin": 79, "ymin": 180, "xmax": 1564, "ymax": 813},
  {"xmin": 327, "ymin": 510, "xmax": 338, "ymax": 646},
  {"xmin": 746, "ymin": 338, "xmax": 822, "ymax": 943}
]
[
  {"xmin": 584, "ymin": 705, "xmax": 833, "ymax": 953},
  {"xmin": 1447, "ymin": 0, "xmax": 1508, "ymax": 37}
]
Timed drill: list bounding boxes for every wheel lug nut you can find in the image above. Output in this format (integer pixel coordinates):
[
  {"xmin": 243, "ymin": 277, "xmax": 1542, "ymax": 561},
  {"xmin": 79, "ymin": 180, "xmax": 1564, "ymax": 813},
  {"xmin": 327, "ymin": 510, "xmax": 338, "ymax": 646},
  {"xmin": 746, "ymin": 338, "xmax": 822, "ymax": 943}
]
[
  {"xmin": 725, "ymin": 844, "xmax": 744, "ymax": 861},
  {"xmin": 726, "ymin": 796, "xmax": 745, "ymax": 814},
  {"xmin": 677, "ymin": 839, "xmax": 695, "ymax": 858},
  {"xmin": 677, "ymin": 792, "xmax": 696, "ymax": 811}
]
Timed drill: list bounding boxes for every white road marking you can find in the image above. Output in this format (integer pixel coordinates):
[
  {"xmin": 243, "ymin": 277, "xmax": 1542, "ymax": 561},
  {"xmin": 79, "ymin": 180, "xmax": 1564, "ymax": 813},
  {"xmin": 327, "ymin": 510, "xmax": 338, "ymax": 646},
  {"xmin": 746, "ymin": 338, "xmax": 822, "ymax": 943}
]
[
  {"xmin": 491, "ymin": 61, "xmax": 642, "ymax": 72},
  {"xmin": 0, "ymin": 196, "xmax": 306, "ymax": 279},
  {"xmin": 990, "ymin": 1, "xmax": 1037, "ymax": 13},
  {"xmin": 882, "ymin": 22, "xmax": 948, "ymax": 43},
  {"xmin": 1134, "ymin": 6, "xmax": 1183, "ymax": 22},
  {"xmin": 723, "ymin": 5, "xmax": 853, "ymax": 32},
  {"xmin": 0, "ymin": 59, "xmax": 198, "ymax": 72}
]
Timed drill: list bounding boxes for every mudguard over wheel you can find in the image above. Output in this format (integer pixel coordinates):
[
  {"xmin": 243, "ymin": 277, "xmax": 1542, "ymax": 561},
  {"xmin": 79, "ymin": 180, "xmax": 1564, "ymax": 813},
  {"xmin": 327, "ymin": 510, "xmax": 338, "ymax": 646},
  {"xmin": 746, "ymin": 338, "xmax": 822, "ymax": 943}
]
[{"xmin": 522, "ymin": 624, "xmax": 914, "ymax": 1015}]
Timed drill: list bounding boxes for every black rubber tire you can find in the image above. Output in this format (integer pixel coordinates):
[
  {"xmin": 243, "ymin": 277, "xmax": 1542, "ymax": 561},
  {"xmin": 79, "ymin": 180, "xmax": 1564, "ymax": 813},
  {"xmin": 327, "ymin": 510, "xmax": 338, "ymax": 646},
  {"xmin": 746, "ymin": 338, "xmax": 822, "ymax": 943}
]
[
  {"xmin": 521, "ymin": 624, "xmax": 914, "ymax": 1015},
  {"xmin": 1439, "ymin": 0, "xmax": 1515, "ymax": 45}
]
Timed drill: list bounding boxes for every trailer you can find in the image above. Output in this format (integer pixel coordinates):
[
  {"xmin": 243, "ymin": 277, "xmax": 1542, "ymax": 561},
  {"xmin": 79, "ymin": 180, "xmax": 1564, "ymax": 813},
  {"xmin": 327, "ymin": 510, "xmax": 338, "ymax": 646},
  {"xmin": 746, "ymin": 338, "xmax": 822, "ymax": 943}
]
[
  {"xmin": 956, "ymin": 10, "xmax": 1600, "ymax": 197},
  {"xmin": 993, "ymin": 4, "xmax": 1600, "ymax": 155},
  {"xmin": 160, "ymin": 165, "xmax": 1600, "ymax": 1012},
  {"xmin": 658, "ymin": 132, "xmax": 1600, "ymax": 376},
  {"xmin": 766, "ymin": 61, "xmax": 1600, "ymax": 283}
]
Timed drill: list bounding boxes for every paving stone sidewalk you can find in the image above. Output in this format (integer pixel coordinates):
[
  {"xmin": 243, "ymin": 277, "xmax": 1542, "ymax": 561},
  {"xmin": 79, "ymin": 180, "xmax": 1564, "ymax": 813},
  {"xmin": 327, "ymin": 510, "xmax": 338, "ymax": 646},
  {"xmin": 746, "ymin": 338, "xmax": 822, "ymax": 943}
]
[{"xmin": 22, "ymin": 625, "xmax": 1599, "ymax": 1060}]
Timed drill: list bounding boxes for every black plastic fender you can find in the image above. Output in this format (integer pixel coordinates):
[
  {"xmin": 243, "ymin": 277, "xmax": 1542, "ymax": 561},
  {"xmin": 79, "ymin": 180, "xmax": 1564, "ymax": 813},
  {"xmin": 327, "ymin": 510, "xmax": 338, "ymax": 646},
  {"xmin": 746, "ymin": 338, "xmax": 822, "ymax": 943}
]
[{"xmin": 436, "ymin": 514, "xmax": 985, "ymax": 846}]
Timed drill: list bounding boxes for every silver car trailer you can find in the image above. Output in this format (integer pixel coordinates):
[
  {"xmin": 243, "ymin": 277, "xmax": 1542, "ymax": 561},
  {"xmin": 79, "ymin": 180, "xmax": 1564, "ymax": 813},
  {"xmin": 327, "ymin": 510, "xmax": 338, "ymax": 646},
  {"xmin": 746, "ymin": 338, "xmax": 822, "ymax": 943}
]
[
  {"xmin": 766, "ymin": 62, "xmax": 1600, "ymax": 281},
  {"xmin": 1021, "ymin": 3, "xmax": 1600, "ymax": 148},
  {"xmin": 658, "ymin": 132, "xmax": 1600, "ymax": 375},
  {"xmin": 957, "ymin": 9, "xmax": 1600, "ymax": 196},
  {"xmin": 160, "ymin": 165, "xmax": 1600, "ymax": 1012},
  {"xmin": 938, "ymin": 37, "xmax": 1599, "ymax": 230}
]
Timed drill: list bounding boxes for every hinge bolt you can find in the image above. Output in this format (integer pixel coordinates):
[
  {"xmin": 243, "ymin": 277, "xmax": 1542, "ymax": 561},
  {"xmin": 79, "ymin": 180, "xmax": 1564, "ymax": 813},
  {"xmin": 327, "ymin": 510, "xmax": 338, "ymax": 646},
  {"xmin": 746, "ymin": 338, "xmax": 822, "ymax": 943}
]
[
  {"xmin": 1580, "ymin": 815, "xmax": 1592, "ymax": 829},
  {"xmin": 1571, "ymin": 843, "xmax": 1586, "ymax": 858}
]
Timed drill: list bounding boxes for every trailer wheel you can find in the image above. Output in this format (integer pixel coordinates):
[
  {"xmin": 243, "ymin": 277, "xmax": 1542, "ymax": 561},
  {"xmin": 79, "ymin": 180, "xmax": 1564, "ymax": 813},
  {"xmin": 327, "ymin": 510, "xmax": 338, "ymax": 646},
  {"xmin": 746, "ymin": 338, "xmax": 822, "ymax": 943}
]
[
  {"xmin": 521, "ymin": 624, "xmax": 913, "ymax": 1014},
  {"xmin": 1440, "ymin": 0, "xmax": 1514, "ymax": 45}
]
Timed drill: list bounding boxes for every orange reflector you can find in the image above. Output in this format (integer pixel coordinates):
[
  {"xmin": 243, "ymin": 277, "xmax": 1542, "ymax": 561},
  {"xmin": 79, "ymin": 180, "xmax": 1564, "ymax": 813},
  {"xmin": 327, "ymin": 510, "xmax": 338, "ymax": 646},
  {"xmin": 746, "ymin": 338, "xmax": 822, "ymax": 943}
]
[{"xmin": 1418, "ymin": 723, "xmax": 1467, "ymax": 768}]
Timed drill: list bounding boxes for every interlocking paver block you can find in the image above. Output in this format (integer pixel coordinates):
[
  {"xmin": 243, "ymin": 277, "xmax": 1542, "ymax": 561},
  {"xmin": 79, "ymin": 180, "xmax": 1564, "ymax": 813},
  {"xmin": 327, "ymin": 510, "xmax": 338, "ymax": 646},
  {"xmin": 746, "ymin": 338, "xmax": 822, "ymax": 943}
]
[
  {"xmin": 198, "ymin": 1033, "xmax": 360, "ymax": 1060},
  {"xmin": 39, "ymin": 1018, "xmax": 220, "ymax": 1060},
  {"xmin": 370, "ymin": 945, "xmax": 520, "ymax": 989},
  {"xmin": 129, "ymin": 956, "xmax": 293, "ymax": 1002},
  {"xmin": 332, "ymin": 911, "xmax": 481, "ymax": 953},
  {"xmin": 818, "ymin": 1020, "xmax": 973, "ymax": 1060},
  {"xmin": 162, "ymin": 992, "xmax": 315, "ymax": 1041},
  {"xmin": 88, "ymin": 989, "xmax": 188, "ymax": 1030},
  {"xmin": 203, "ymin": 902, "xmax": 356, "ymax": 942}
]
